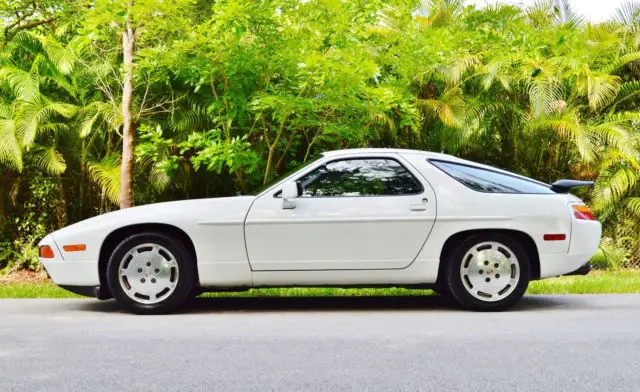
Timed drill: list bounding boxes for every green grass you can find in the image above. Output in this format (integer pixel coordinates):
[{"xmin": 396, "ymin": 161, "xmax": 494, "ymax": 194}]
[
  {"xmin": 527, "ymin": 270, "xmax": 640, "ymax": 294},
  {"xmin": 0, "ymin": 270, "xmax": 639, "ymax": 299},
  {"xmin": 0, "ymin": 283, "xmax": 84, "ymax": 298}
]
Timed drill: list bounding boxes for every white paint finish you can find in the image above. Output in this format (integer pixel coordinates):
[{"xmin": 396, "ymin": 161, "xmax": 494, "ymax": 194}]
[
  {"xmin": 38, "ymin": 148, "xmax": 602, "ymax": 291},
  {"xmin": 539, "ymin": 252, "xmax": 598, "ymax": 278},
  {"xmin": 45, "ymin": 197, "xmax": 255, "ymax": 286},
  {"xmin": 40, "ymin": 260, "xmax": 99, "ymax": 286},
  {"xmin": 39, "ymin": 235, "xmax": 99, "ymax": 286},
  {"xmin": 251, "ymin": 257, "xmax": 440, "ymax": 286},
  {"xmin": 245, "ymin": 152, "xmax": 437, "ymax": 270}
]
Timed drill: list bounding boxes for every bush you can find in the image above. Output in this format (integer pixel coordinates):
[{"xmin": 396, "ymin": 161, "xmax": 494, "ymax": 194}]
[
  {"xmin": 590, "ymin": 238, "xmax": 627, "ymax": 270},
  {"xmin": 0, "ymin": 176, "xmax": 61, "ymax": 274}
]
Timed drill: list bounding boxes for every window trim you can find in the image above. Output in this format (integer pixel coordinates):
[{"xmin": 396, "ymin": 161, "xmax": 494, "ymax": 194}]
[
  {"xmin": 274, "ymin": 156, "xmax": 425, "ymax": 198},
  {"xmin": 428, "ymin": 159, "xmax": 555, "ymax": 195}
]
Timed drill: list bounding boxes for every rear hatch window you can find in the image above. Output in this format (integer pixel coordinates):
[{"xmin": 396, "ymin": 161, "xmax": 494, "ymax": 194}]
[{"xmin": 430, "ymin": 160, "xmax": 555, "ymax": 194}]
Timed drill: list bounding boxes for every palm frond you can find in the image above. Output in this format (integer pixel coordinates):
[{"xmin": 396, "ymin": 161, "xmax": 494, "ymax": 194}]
[
  {"xmin": 171, "ymin": 103, "xmax": 213, "ymax": 132},
  {"xmin": 603, "ymin": 110, "xmax": 640, "ymax": 122},
  {"xmin": 597, "ymin": 147, "xmax": 634, "ymax": 171},
  {"xmin": 527, "ymin": 76, "xmax": 564, "ymax": 118},
  {"xmin": 438, "ymin": 55, "xmax": 480, "ymax": 85},
  {"xmin": 38, "ymin": 35, "xmax": 76, "ymax": 75},
  {"xmin": 8, "ymin": 31, "xmax": 44, "ymax": 54},
  {"xmin": 613, "ymin": 1, "xmax": 640, "ymax": 26},
  {"xmin": 593, "ymin": 166, "xmax": 640, "ymax": 211},
  {"xmin": 0, "ymin": 103, "xmax": 12, "ymax": 119},
  {"xmin": 577, "ymin": 71, "xmax": 621, "ymax": 111},
  {"xmin": 416, "ymin": 0, "xmax": 465, "ymax": 27},
  {"xmin": 626, "ymin": 197, "xmax": 640, "ymax": 218},
  {"xmin": 554, "ymin": 0, "xmax": 585, "ymax": 28},
  {"xmin": 601, "ymin": 52, "xmax": 640, "ymax": 74},
  {"xmin": 9, "ymin": 32, "xmax": 76, "ymax": 75},
  {"xmin": 0, "ymin": 67, "xmax": 40, "ymax": 101},
  {"xmin": 16, "ymin": 98, "xmax": 77, "ymax": 146},
  {"xmin": 588, "ymin": 122, "xmax": 637, "ymax": 157},
  {"xmin": 369, "ymin": 111, "xmax": 397, "ymax": 135},
  {"xmin": 526, "ymin": 0, "xmax": 556, "ymax": 26},
  {"xmin": 533, "ymin": 111, "xmax": 596, "ymax": 161},
  {"xmin": 0, "ymin": 119, "xmax": 22, "ymax": 171},
  {"xmin": 377, "ymin": 2, "xmax": 413, "ymax": 32},
  {"xmin": 88, "ymin": 155, "xmax": 121, "ymax": 205},
  {"xmin": 79, "ymin": 111, "xmax": 101, "ymax": 138},
  {"xmin": 150, "ymin": 165, "xmax": 171, "ymax": 191},
  {"xmin": 479, "ymin": 58, "xmax": 513, "ymax": 91},
  {"xmin": 612, "ymin": 81, "xmax": 640, "ymax": 108},
  {"xmin": 30, "ymin": 145, "xmax": 67, "ymax": 175},
  {"xmin": 417, "ymin": 87, "xmax": 466, "ymax": 128}
]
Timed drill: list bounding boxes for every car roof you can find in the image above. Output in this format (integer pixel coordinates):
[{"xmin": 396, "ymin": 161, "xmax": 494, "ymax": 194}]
[
  {"xmin": 322, "ymin": 148, "xmax": 460, "ymax": 161},
  {"xmin": 322, "ymin": 148, "xmax": 550, "ymax": 186}
]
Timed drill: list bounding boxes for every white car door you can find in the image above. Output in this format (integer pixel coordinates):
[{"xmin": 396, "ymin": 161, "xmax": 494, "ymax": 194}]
[{"xmin": 244, "ymin": 154, "xmax": 437, "ymax": 271}]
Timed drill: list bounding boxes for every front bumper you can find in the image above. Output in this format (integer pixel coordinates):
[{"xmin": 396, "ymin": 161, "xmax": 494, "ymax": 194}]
[{"xmin": 40, "ymin": 259, "xmax": 100, "ymax": 286}]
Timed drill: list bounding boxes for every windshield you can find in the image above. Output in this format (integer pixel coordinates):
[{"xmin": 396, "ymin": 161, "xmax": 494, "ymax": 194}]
[{"xmin": 249, "ymin": 155, "xmax": 322, "ymax": 196}]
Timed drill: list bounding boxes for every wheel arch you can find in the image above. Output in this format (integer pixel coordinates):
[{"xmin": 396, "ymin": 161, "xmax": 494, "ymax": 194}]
[
  {"xmin": 436, "ymin": 229, "xmax": 541, "ymax": 283},
  {"xmin": 98, "ymin": 223, "xmax": 199, "ymax": 297}
]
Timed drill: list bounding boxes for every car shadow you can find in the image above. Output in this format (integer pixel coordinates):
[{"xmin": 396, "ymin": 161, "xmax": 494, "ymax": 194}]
[{"xmin": 75, "ymin": 294, "xmax": 567, "ymax": 314}]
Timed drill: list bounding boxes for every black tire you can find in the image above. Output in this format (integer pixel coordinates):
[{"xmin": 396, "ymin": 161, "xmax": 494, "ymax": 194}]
[
  {"xmin": 106, "ymin": 232, "xmax": 196, "ymax": 314},
  {"xmin": 443, "ymin": 233, "xmax": 530, "ymax": 311}
]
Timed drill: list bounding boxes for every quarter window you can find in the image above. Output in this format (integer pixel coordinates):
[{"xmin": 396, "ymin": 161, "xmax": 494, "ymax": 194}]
[
  {"xmin": 430, "ymin": 160, "xmax": 555, "ymax": 194},
  {"xmin": 296, "ymin": 158, "xmax": 423, "ymax": 197}
]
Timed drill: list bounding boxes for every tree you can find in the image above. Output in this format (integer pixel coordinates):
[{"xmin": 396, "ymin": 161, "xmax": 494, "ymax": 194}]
[{"xmin": 84, "ymin": 0, "xmax": 196, "ymax": 208}]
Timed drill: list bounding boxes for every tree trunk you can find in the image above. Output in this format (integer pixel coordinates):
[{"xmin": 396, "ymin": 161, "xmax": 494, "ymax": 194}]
[{"xmin": 119, "ymin": 16, "xmax": 136, "ymax": 209}]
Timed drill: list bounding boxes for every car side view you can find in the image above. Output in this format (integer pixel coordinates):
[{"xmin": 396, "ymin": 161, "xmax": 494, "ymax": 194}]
[{"xmin": 38, "ymin": 148, "xmax": 602, "ymax": 314}]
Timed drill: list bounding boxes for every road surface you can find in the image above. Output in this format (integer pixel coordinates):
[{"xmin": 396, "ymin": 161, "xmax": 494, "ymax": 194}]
[{"xmin": 1, "ymin": 295, "xmax": 639, "ymax": 391}]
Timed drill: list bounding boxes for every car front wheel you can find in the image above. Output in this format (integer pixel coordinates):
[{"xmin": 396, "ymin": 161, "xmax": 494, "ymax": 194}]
[
  {"xmin": 106, "ymin": 232, "xmax": 195, "ymax": 314},
  {"xmin": 444, "ymin": 233, "xmax": 530, "ymax": 311}
]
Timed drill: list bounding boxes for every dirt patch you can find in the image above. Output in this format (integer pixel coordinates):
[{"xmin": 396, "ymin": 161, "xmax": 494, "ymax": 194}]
[{"xmin": 0, "ymin": 270, "xmax": 50, "ymax": 285}]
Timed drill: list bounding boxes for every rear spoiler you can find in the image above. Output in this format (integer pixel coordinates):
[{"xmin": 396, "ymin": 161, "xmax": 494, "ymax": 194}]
[{"xmin": 550, "ymin": 179, "xmax": 594, "ymax": 193}]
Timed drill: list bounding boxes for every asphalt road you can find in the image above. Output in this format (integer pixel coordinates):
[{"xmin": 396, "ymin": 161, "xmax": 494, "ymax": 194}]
[{"xmin": 1, "ymin": 295, "xmax": 639, "ymax": 392}]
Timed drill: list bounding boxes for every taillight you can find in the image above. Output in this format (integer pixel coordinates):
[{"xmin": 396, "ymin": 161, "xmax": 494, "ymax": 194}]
[
  {"xmin": 39, "ymin": 245, "xmax": 55, "ymax": 258},
  {"xmin": 572, "ymin": 205, "xmax": 596, "ymax": 220}
]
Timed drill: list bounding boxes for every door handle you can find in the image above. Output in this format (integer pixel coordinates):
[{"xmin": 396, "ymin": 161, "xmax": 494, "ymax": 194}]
[{"xmin": 409, "ymin": 198, "xmax": 428, "ymax": 211}]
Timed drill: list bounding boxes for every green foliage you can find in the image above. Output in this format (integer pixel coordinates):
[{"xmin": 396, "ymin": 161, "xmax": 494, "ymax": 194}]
[
  {"xmin": 590, "ymin": 237, "xmax": 628, "ymax": 269},
  {"xmin": 180, "ymin": 130, "xmax": 260, "ymax": 175},
  {"xmin": 1, "ymin": 176, "xmax": 60, "ymax": 273},
  {"xmin": 2, "ymin": 0, "xmax": 640, "ymax": 271}
]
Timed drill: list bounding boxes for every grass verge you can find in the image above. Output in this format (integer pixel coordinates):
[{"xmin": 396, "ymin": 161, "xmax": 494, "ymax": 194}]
[{"xmin": 0, "ymin": 270, "xmax": 638, "ymax": 299}]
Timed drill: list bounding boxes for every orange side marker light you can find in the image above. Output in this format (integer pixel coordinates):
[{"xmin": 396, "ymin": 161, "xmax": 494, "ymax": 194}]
[{"xmin": 63, "ymin": 244, "xmax": 87, "ymax": 252}]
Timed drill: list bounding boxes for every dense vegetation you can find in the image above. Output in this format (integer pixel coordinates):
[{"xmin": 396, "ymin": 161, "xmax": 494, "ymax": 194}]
[{"xmin": 1, "ymin": 0, "xmax": 640, "ymax": 272}]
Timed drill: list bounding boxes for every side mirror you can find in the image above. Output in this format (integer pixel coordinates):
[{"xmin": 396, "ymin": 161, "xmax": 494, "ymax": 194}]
[{"xmin": 281, "ymin": 181, "xmax": 301, "ymax": 209}]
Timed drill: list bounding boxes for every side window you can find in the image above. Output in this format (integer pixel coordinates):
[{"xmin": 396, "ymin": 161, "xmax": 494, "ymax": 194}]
[
  {"xmin": 430, "ymin": 160, "xmax": 555, "ymax": 194},
  {"xmin": 296, "ymin": 158, "xmax": 423, "ymax": 197}
]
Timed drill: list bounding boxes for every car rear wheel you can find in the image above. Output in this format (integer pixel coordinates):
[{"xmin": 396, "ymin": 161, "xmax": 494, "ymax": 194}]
[
  {"xmin": 106, "ymin": 232, "xmax": 195, "ymax": 314},
  {"xmin": 444, "ymin": 233, "xmax": 530, "ymax": 311}
]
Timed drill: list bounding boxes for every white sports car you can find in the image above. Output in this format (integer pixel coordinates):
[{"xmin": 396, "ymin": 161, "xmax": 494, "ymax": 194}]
[{"xmin": 38, "ymin": 148, "xmax": 601, "ymax": 313}]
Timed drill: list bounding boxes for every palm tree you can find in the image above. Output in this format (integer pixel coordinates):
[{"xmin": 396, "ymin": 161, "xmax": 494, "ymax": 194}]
[{"xmin": 0, "ymin": 31, "xmax": 122, "ymax": 211}]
